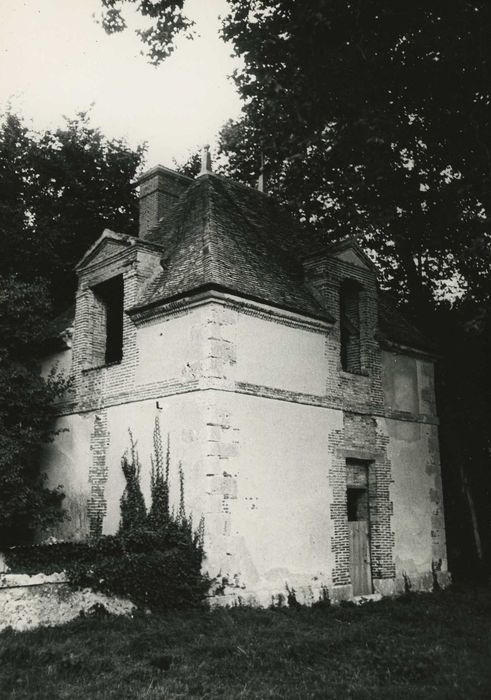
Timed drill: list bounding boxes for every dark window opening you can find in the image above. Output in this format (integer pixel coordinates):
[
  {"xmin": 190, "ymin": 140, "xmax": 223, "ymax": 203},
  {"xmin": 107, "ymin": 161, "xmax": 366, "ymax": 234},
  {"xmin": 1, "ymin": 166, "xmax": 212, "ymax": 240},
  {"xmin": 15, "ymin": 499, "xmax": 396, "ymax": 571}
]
[
  {"xmin": 340, "ymin": 280, "xmax": 362, "ymax": 373},
  {"xmin": 347, "ymin": 487, "xmax": 368, "ymax": 522},
  {"xmin": 93, "ymin": 275, "xmax": 124, "ymax": 365}
]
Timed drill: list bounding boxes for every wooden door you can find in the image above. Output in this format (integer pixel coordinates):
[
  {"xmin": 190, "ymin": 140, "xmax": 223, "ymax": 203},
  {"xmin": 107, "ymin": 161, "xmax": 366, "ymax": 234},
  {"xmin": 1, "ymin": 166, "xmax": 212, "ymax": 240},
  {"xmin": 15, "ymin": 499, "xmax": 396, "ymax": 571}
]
[{"xmin": 349, "ymin": 520, "xmax": 372, "ymax": 596}]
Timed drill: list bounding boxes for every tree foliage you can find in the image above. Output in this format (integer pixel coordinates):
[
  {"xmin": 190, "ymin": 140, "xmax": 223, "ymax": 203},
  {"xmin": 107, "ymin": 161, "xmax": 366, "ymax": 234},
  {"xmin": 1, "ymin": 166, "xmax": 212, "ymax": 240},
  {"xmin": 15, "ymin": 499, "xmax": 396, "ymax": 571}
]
[
  {"xmin": 0, "ymin": 112, "xmax": 144, "ymax": 545},
  {"xmin": 99, "ymin": 0, "xmax": 194, "ymax": 64},
  {"xmin": 173, "ymin": 149, "xmax": 202, "ymax": 179},
  {"xmin": 219, "ymin": 1, "xmax": 491, "ymax": 311},
  {"xmin": 432, "ymin": 303, "xmax": 491, "ymax": 580},
  {"xmin": 0, "ymin": 277, "xmax": 70, "ymax": 546},
  {"xmin": 0, "ymin": 111, "xmax": 144, "ymax": 309}
]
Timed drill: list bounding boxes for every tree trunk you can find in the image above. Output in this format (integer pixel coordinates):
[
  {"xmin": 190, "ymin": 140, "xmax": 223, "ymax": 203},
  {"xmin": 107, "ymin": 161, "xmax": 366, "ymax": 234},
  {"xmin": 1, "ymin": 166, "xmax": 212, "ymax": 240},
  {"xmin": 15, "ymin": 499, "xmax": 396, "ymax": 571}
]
[{"xmin": 459, "ymin": 463, "xmax": 483, "ymax": 562}]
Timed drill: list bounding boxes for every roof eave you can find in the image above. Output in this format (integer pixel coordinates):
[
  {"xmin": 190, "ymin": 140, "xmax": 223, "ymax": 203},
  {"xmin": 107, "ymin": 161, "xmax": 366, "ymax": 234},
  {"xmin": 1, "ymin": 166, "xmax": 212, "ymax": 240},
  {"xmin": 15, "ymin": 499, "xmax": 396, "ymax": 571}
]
[
  {"xmin": 128, "ymin": 282, "xmax": 335, "ymax": 326},
  {"xmin": 378, "ymin": 336, "xmax": 441, "ymax": 361}
]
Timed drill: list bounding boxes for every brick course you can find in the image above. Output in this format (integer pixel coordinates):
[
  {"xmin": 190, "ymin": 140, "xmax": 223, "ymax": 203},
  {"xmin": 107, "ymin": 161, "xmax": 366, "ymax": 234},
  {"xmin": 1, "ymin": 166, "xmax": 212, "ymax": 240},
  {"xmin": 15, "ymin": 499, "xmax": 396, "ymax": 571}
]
[{"xmin": 88, "ymin": 411, "xmax": 110, "ymax": 536}]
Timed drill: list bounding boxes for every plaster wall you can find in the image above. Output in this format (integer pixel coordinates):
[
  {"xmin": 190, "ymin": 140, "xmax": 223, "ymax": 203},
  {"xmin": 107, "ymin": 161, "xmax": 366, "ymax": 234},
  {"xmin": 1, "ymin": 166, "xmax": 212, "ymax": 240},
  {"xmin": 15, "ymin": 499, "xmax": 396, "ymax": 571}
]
[
  {"xmin": 135, "ymin": 308, "xmax": 205, "ymax": 386},
  {"xmin": 417, "ymin": 359, "xmax": 437, "ymax": 415},
  {"xmin": 202, "ymin": 389, "xmax": 340, "ymax": 606},
  {"xmin": 41, "ymin": 393, "xmax": 209, "ymax": 540},
  {"xmin": 41, "ymin": 384, "xmax": 341, "ymax": 606},
  {"xmin": 40, "ymin": 413, "xmax": 92, "ymax": 540},
  {"xmin": 382, "ymin": 351, "xmax": 418, "ymax": 413},
  {"xmin": 382, "ymin": 350, "xmax": 437, "ymax": 417},
  {"xmin": 99, "ymin": 394, "xmax": 206, "ymax": 535},
  {"xmin": 39, "ymin": 303, "xmax": 335, "ymax": 604},
  {"xmin": 234, "ymin": 313, "xmax": 327, "ymax": 395},
  {"xmin": 37, "ymin": 297, "xmax": 448, "ymax": 603},
  {"xmin": 383, "ymin": 417, "xmax": 448, "ymax": 589},
  {"xmin": 40, "ymin": 305, "xmax": 210, "ymax": 540}
]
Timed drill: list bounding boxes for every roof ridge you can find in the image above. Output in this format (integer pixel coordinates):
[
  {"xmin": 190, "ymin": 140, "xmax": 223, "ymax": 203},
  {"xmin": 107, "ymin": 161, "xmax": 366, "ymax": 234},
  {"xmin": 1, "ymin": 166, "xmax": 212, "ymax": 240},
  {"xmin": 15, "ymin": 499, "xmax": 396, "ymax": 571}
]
[
  {"xmin": 202, "ymin": 176, "xmax": 217, "ymax": 280},
  {"xmin": 198, "ymin": 171, "xmax": 271, "ymax": 199}
]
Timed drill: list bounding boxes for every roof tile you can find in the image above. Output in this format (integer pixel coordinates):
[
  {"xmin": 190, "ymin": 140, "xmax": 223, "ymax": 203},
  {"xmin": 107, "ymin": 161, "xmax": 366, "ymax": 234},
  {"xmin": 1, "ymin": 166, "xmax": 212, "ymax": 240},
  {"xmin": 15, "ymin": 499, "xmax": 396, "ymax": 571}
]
[{"xmin": 136, "ymin": 174, "xmax": 329, "ymax": 320}]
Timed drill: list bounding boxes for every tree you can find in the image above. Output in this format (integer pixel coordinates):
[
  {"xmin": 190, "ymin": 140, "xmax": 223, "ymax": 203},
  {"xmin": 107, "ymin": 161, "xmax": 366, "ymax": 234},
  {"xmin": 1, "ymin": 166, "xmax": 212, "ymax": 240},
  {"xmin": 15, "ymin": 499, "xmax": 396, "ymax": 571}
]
[
  {"xmin": 0, "ymin": 111, "xmax": 144, "ymax": 310},
  {"xmin": 0, "ymin": 277, "xmax": 70, "ymax": 546},
  {"xmin": 99, "ymin": 0, "xmax": 194, "ymax": 65},
  {"xmin": 433, "ymin": 302, "xmax": 491, "ymax": 580},
  {"xmin": 219, "ymin": 1, "xmax": 491, "ymax": 311},
  {"xmin": 0, "ymin": 112, "xmax": 145, "ymax": 545},
  {"xmin": 173, "ymin": 149, "xmax": 202, "ymax": 179}
]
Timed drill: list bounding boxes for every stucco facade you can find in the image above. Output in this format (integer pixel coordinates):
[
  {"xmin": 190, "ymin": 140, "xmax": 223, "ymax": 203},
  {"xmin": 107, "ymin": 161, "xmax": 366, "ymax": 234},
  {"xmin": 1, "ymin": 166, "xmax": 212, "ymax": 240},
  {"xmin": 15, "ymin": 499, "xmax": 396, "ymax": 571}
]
[{"xmin": 39, "ymin": 164, "xmax": 449, "ymax": 604}]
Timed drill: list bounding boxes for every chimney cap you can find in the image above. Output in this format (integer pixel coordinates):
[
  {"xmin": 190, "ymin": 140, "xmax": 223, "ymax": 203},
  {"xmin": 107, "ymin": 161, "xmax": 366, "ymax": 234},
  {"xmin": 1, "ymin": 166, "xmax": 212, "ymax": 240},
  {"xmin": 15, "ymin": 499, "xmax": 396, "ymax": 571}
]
[{"xmin": 135, "ymin": 164, "xmax": 194, "ymax": 188}]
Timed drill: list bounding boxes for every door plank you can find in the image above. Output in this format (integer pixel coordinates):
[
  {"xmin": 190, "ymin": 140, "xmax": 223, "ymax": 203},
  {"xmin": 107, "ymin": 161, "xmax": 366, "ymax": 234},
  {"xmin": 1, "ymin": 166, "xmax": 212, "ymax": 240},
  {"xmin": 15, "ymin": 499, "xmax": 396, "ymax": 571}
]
[{"xmin": 349, "ymin": 520, "xmax": 372, "ymax": 595}]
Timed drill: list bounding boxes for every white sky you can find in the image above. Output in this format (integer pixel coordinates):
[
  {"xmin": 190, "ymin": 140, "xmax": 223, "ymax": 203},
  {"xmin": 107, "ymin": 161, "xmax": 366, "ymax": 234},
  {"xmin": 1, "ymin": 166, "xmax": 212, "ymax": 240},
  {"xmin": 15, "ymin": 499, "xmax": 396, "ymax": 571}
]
[{"xmin": 0, "ymin": 0, "xmax": 242, "ymax": 167}]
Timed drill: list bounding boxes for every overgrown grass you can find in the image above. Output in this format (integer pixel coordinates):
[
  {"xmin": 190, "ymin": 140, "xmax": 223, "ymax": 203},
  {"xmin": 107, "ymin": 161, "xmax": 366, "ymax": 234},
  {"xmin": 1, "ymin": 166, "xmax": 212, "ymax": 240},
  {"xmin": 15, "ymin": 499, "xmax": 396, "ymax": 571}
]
[{"xmin": 1, "ymin": 585, "xmax": 490, "ymax": 699}]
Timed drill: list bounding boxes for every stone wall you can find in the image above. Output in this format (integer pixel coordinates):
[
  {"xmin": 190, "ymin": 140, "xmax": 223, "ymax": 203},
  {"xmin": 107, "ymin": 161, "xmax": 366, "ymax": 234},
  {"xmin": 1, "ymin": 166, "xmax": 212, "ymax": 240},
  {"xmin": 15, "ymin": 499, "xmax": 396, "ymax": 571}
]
[{"xmin": 0, "ymin": 573, "xmax": 134, "ymax": 632}]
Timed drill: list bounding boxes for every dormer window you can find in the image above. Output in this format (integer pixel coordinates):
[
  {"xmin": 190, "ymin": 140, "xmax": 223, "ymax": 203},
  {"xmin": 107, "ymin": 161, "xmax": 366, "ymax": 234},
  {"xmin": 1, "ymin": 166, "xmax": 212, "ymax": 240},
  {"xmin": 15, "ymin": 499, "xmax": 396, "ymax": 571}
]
[
  {"xmin": 340, "ymin": 280, "xmax": 362, "ymax": 373},
  {"xmin": 91, "ymin": 275, "xmax": 124, "ymax": 365}
]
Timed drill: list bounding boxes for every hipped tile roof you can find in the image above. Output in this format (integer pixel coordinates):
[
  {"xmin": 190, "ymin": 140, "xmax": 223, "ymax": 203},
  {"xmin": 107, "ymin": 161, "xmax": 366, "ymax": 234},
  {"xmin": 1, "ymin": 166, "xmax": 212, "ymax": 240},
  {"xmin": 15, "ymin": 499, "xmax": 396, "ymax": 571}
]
[
  {"xmin": 136, "ymin": 173, "xmax": 329, "ymax": 320},
  {"xmin": 41, "ymin": 170, "xmax": 435, "ymax": 355}
]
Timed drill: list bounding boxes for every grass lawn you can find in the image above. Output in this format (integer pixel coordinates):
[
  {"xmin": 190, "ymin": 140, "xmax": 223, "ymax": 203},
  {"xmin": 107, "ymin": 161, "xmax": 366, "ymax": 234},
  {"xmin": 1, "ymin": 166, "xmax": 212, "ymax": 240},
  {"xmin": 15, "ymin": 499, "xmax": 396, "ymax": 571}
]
[{"xmin": 0, "ymin": 585, "xmax": 490, "ymax": 699}]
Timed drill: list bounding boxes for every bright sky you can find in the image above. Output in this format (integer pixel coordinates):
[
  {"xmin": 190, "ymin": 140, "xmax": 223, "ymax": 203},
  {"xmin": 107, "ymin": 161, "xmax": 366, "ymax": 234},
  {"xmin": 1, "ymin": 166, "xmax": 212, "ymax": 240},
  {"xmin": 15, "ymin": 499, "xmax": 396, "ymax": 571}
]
[{"xmin": 0, "ymin": 0, "xmax": 242, "ymax": 167}]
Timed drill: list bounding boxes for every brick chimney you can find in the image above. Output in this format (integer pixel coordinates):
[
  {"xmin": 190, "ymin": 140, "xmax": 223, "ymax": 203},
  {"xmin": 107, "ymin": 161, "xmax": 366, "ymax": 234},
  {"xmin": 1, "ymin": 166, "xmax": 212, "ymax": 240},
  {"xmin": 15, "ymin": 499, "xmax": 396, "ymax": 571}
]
[{"xmin": 137, "ymin": 165, "xmax": 193, "ymax": 239}]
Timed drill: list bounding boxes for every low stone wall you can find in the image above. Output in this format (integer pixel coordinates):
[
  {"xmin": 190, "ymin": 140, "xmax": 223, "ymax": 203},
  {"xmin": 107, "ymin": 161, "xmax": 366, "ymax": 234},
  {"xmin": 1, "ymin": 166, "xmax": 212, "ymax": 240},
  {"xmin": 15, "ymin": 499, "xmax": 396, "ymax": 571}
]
[{"xmin": 0, "ymin": 573, "xmax": 135, "ymax": 632}]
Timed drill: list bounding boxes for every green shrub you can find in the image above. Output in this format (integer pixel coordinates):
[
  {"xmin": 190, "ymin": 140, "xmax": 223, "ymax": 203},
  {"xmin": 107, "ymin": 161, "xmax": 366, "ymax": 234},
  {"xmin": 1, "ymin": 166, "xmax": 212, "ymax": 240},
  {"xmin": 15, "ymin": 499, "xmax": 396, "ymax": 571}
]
[
  {"xmin": 4, "ymin": 540, "xmax": 95, "ymax": 575},
  {"xmin": 69, "ymin": 537, "xmax": 208, "ymax": 610}
]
